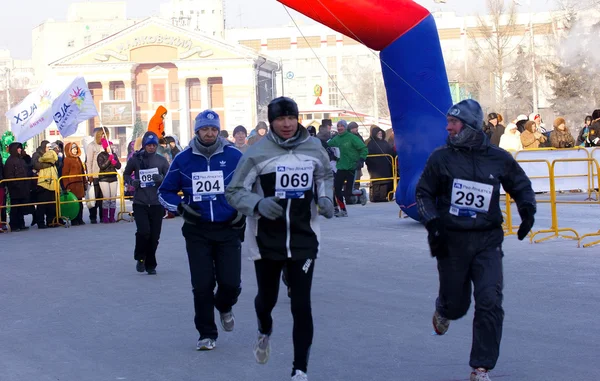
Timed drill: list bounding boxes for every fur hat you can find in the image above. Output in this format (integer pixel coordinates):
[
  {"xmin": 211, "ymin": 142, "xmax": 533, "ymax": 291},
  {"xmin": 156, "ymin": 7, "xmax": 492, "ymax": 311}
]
[
  {"xmin": 268, "ymin": 97, "xmax": 299, "ymax": 124},
  {"xmin": 553, "ymin": 117, "xmax": 566, "ymax": 129},
  {"xmin": 194, "ymin": 110, "xmax": 221, "ymax": 132},
  {"xmin": 447, "ymin": 99, "xmax": 484, "ymax": 130}
]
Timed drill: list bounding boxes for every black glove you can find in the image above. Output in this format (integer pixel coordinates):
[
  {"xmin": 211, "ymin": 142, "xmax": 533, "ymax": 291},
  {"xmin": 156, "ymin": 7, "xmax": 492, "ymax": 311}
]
[
  {"xmin": 425, "ymin": 218, "xmax": 449, "ymax": 258},
  {"xmin": 152, "ymin": 174, "xmax": 164, "ymax": 183},
  {"xmin": 178, "ymin": 203, "xmax": 203, "ymax": 225},
  {"xmin": 132, "ymin": 179, "xmax": 141, "ymax": 189},
  {"xmin": 517, "ymin": 205, "xmax": 536, "ymax": 241},
  {"xmin": 356, "ymin": 158, "xmax": 365, "ymax": 169},
  {"xmin": 230, "ymin": 212, "xmax": 246, "ymax": 242}
]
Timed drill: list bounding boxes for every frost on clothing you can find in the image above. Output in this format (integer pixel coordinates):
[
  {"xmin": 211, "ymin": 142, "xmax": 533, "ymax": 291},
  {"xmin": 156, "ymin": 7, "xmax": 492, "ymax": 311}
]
[
  {"xmin": 158, "ymin": 136, "xmax": 242, "ymax": 223},
  {"xmin": 225, "ymin": 126, "xmax": 334, "ymax": 261}
]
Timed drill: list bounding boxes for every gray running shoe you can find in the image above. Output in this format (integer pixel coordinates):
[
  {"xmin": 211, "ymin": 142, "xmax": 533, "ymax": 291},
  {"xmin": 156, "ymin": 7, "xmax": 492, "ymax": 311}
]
[
  {"xmin": 292, "ymin": 370, "xmax": 308, "ymax": 381},
  {"xmin": 334, "ymin": 209, "xmax": 348, "ymax": 217},
  {"xmin": 432, "ymin": 310, "xmax": 450, "ymax": 335},
  {"xmin": 253, "ymin": 333, "xmax": 270, "ymax": 364},
  {"xmin": 359, "ymin": 189, "xmax": 367, "ymax": 206},
  {"xmin": 220, "ymin": 311, "xmax": 235, "ymax": 332},
  {"xmin": 196, "ymin": 338, "xmax": 216, "ymax": 351},
  {"xmin": 470, "ymin": 368, "xmax": 491, "ymax": 381}
]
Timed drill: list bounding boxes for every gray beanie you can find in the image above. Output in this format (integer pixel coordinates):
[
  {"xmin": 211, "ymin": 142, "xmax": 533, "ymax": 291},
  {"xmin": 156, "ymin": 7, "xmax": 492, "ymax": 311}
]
[{"xmin": 447, "ymin": 99, "xmax": 484, "ymax": 130}]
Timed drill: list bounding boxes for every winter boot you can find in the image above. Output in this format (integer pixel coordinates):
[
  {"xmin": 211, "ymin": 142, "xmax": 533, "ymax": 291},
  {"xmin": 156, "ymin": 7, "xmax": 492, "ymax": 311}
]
[
  {"xmin": 101, "ymin": 208, "xmax": 109, "ymax": 224},
  {"xmin": 109, "ymin": 208, "xmax": 116, "ymax": 223}
]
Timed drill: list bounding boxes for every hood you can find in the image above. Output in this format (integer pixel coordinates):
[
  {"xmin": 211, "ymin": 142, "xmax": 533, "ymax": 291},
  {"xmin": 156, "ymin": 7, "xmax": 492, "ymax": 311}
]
[
  {"xmin": 40, "ymin": 150, "xmax": 58, "ymax": 164},
  {"xmin": 370, "ymin": 127, "xmax": 385, "ymax": 141},
  {"xmin": 9, "ymin": 142, "xmax": 22, "ymax": 157},
  {"xmin": 267, "ymin": 123, "xmax": 311, "ymax": 149},
  {"xmin": 447, "ymin": 127, "xmax": 489, "ymax": 151},
  {"xmin": 153, "ymin": 106, "xmax": 167, "ymax": 119},
  {"xmin": 94, "ymin": 128, "xmax": 109, "ymax": 144},
  {"xmin": 65, "ymin": 142, "xmax": 81, "ymax": 158}
]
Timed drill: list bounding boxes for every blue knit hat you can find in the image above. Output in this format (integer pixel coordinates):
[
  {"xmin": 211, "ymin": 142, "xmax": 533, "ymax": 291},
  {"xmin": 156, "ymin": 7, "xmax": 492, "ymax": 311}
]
[
  {"xmin": 447, "ymin": 99, "xmax": 484, "ymax": 130},
  {"xmin": 337, "ymin": 120, "xmax": 348, "ymax": 129},
  {"xmin": 142, "ymin": 131, "xmax": 159, "ymax": 147},
  {"xmin": 194, "ymin": 110, "xmax": 221, "ymax": 132}
]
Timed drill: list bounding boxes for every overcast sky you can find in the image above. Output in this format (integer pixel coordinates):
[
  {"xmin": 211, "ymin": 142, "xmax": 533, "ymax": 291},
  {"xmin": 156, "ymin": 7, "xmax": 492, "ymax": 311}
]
[{"xmin": 0, "ymin": 0, "xmax": 558, "ymax": 59}]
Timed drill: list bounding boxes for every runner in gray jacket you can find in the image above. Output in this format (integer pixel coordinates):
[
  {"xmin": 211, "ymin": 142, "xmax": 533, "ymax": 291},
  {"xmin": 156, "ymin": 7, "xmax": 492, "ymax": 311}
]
[{"xmin": 226, "ymin": 97, "xmax": 334, "ymax": 381}]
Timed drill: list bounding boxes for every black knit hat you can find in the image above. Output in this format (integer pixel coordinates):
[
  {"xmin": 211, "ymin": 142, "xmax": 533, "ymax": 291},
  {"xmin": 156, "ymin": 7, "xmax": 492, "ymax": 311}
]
[
  {"xmin": 233, "ymin": 125, "xmax": 247, "ymax": 137},
  {"xmin": 488, "ymin": 113, "xmax": 498, "ymax": 121},
  {"xmin": 268, "ymin": 97, "xmax": 299, "ymax": 124}
]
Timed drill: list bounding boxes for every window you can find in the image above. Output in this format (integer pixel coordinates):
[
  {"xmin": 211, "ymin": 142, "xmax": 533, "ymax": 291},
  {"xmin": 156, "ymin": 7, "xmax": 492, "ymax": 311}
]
[
  {"xmin": 171, "ymin": 83, "xmax": 179, "ymax": 102},
  {"xmin": 67, "ymin": 40, "xmax": 75, "ymax": 48},
  {"xmin": 102, "ymin": 34, "xmax": 109, "ymax": 39},
  {"xmin": 153, "ymin": 83, "xmax": 166, "ymax": 102},
  {"xmin": 212, "ymin": 9, "xmax": 215, "ymax": 14},
  {"xmin": 189, "ymin": 80, "xmax": 201, "ymax": 101},
  {"xmin": 111, "ymin": 82, "xmax": 125, "ymax": 100},
  {"xmin": 201, "ymin": 9, "xmax": 205, "ymax": 14},
  {"xmin": 84, "ymin": 35, "xmax": 91, "ymax": 46},
  {"xmin": 305, "ymin": 114, "xmax": 313, "ymax": 120},
  {"xmin": 137, "ymin": 85, "xmax": 147, "ymax": 103}
]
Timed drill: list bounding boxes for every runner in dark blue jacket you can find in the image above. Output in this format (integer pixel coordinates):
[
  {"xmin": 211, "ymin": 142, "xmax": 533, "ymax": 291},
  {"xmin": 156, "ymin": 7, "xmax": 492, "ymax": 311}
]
[{"xmin": 158, "ymin": 109, "xmax": 245, "ymax": 351}]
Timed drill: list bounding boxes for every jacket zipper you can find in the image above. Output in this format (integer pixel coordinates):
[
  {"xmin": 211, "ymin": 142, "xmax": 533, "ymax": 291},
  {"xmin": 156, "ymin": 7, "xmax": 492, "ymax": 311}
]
[
  {"xmin": 207, "ymin": 160, "xmax": 214, "ymax": 222},
  {"xmin": 285, "ymin": 149, "xmax": 293, "ymax": 258}
]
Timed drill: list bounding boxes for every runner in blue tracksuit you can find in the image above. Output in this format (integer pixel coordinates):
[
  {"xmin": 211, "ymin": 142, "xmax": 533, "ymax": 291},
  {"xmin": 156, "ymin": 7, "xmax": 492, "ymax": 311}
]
[{"xmin": 158, "ymin": 110, "xmax": 245, "ymax": 351}]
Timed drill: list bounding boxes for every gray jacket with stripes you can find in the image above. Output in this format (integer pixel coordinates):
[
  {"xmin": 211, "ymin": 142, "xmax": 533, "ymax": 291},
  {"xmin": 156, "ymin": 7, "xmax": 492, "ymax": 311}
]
[{"xmin": 225, "ymin": 125, "xmax": 334, "ymax": 261}]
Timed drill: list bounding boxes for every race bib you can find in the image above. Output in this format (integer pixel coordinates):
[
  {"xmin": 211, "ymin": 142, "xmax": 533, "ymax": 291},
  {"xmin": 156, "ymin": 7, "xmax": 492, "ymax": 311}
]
[
  {"xmin": 275, "ymin": 161, "xmax": 314, "ymax": 199},
  {"xmin": 192, "ymin": 171, "xmax": 225, "ymax": 202},
  {"xmin": 449, "ymin": 179, "xmax": 493, "ymax": 218},
  {"xmin": 139, "ymin": 168, "xmax": 159, "ymax": 188}
]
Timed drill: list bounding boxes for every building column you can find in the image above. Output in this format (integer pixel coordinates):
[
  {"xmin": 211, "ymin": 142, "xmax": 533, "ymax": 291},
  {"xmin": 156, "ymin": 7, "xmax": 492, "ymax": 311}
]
[
  {"xmin": 179, "ymin": 78, "xmax": 190, "ymax": 144},
  {"xmin": 101, "ymin": 81, "xmax": 111, "ymax": 102},
  {"xmin": 164, "ymin": 80, "xmax": 172, "ymax": 136},
  {"xmin": 123, "ymin": 79, "xmax": 134, "ymax": 144},
  {"xmin": 200, "ymin": 79, "xmax": 210, "ymax": 110}
]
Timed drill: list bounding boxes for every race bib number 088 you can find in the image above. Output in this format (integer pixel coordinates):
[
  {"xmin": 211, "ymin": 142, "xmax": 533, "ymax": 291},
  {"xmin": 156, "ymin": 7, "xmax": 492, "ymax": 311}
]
[
  {"xmin": 139, "ymin": 168, "xmax": 159, "ymax": 188},
  {"xmin": 449, "ymin": 179, "xmax": 493, "ymax": 218}
]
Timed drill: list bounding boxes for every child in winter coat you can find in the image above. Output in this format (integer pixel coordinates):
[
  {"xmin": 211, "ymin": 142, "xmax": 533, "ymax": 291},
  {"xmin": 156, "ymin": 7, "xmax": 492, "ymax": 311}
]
[
  {"xmin": 37, "ymin": 149, "xmax": 59, "ymax": 228},
  {"xmin": 97, "ymin": 138, "xmax": 121, "ymax": 223}
]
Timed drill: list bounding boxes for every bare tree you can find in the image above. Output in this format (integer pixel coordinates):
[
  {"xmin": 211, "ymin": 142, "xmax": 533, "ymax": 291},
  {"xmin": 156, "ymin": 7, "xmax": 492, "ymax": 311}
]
[
  {"xmin": 468, "ymin": 0, "xmax": 525, "ymax": 114},
  {"xmin": 340, "ymin": 59, "xmax": 390, "ymax": 120}
]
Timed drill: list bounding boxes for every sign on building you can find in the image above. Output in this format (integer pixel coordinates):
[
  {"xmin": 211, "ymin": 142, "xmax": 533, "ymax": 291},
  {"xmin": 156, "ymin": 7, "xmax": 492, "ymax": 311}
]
[{"xmin": 100, "ymin": 100, "xmax": 133, "ymax": 127}]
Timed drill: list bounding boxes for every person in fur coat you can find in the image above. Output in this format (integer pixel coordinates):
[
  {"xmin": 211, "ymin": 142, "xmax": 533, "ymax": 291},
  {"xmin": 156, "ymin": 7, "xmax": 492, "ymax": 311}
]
[{"xmin": 62, "ymin": 142, "xmax": 87, "ymax": 225}]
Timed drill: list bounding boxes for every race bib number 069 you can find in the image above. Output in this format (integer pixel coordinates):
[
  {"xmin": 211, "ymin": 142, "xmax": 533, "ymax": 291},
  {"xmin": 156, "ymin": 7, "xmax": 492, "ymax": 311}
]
[
  {"xmin": 275, "ymin": 162, "xmax": 314, "ymax": 199},
  {"xmin": 449, "ymin": 179, "xmax": 493, "ymax": 218},
  {"xmin": 192, "ymin": 171, "xmax": 225, "ymax": 202}
]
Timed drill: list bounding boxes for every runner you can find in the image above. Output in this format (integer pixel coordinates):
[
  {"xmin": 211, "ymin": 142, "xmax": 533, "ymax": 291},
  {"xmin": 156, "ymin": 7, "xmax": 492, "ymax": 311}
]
[
  {"xmin": 123, "ymin": 131, "xmax": 170, "ymax": 275},
  {"xmin": 158, "ymin": 110, "xmax": 245, "ymax": 351},
  {"xmin": 416, "ymin": 99, "xmax": 536, "ymax": 381},
  {"xmin": 226, "ymin": 97, "xmax": 334, "ymax": 381}
]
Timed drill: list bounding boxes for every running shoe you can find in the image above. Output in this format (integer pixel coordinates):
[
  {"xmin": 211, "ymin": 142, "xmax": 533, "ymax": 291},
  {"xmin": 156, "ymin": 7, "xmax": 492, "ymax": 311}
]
[
  {"xmin": 220, "ymin": 311, "xmax": 235, "ymax": 332},
  {"xmin": 470, "ymin": 368, "xmax": 491, "ymax": 381},
  {"xmin": 253, "ymin": 333, "xmax": 270, "ymax": 364},
  {"xmin": 196, "ymin": 338, "xmax": 216, "ymax": 351},
  {"xmin": 432, "ymin": 310, "xmax": 450, "ymax": 335},
  {"xmin": 292, "ymin": 370, "xmax": 308, "ymax": 381},
  {"xmin": 136, "ymin": 260, "xmax": 145, "ymax": 273}
]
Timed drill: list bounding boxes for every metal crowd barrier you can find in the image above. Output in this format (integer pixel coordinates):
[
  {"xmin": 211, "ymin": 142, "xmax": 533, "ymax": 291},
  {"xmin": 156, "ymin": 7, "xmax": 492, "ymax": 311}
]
[
  {"xmin": 355, "ymin": 154, "xmax": 399, "ymax": 202},
  {"xmin": 0, "ymin": 171, "xmax": 133, "ymax": 232}
]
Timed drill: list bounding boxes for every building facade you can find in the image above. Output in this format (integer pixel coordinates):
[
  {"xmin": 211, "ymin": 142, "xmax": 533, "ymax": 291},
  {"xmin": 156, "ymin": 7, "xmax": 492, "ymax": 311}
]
[{"xmin": 48, "ymin": 17, "xmax": 277, "ymax": 152}]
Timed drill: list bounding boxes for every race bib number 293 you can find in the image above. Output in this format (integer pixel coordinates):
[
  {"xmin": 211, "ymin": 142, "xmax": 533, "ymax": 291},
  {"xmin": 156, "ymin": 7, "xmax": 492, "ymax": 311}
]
[{"xmin": 449, "ymin": 179, "xmax": 493, "ymax": 218}]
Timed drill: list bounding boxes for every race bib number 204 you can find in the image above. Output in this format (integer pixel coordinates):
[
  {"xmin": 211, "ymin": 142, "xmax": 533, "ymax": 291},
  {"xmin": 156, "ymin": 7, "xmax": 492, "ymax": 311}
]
[
  {"xmin": 192, "ymin": 171, "xmax": 225, "ymax": 202},
  {"xmin": 449, "ymin": 179, "xmax": 493, "ymax": 218}
]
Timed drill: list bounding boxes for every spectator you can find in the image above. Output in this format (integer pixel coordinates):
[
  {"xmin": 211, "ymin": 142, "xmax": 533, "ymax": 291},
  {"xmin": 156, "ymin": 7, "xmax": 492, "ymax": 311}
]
[
  {"xmin": 97, "ymin": 138, "xmax": 122, "ymax": 223},
  {"xmin": 148, "ymin": 106, "xmax": 167, "ymax": 138},
  {"xmin": 549, "ymin": 117, "xmax": 575, "ymax": 149},
  {"xmin": 499, "ymin": 123, "xmax": 523, "ymax": 152},
  {"xmin": 489, "ymin": 113, "xmax": 505, "ymax": 146},
  {"xmin": 86, "ymin": 128, "xmax": 110, "ymax": 224},
  {"xmin": 62, "ymin": 142, "xmax": 87, "ymax": 226},
  {"xmin": 521, "ymin": 121, "xmax": 547, "ymax": 149},
  {"xmin": 365, "ymin": 127, "xmax": 395, "ymax": 202},
  {"xmin": 577, "ymin": 116, "xmax": 593, "ymax": 147},
  {"xmin": 36, "ymin": 146, "xmax": 59, "ymax": 229},
  {"xmin": 233, "ymin": 125, "xmax": 249, "ymax": 153},
  {"xmin": 248, "ymin": 122, "xmax": 268, "ymax": 145},
  {"xmin": 515, "ymin": 115, "xmax": 529, "ymax": 134}
]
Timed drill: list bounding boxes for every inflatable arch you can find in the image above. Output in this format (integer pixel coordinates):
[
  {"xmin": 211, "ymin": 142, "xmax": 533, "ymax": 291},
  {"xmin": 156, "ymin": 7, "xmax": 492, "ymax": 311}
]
[{"xmin": 278, "ymin": 0, "xmax": 453, "ymax": 221}]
